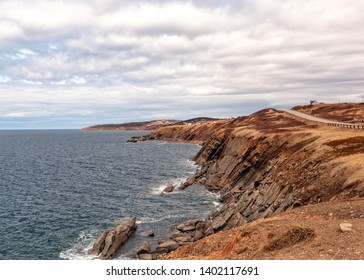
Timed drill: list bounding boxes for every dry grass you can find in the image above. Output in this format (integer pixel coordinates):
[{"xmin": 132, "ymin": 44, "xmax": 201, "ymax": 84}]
[
  {"xmin": 163, "ymin": 200, "xmax": 364, "ymax": 260},
  {"xmin": 324, "ymin": 137, "xmax": 364, "ymax": 157},
  {"xmin": 264, "ymin": 226, "xmax": 315, "ymax": 251}
]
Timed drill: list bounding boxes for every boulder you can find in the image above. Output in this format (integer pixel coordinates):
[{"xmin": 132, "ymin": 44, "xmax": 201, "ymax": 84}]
[
  {"xmin": 340, "ymin": 223, "xmax": 353, "ymax": 233},
  {"xmin": 91, "ymin": 217, "xmax": 137, "ymax": 260},
  {"xmin": 155, "ymin": 240, "xmax": 180, "ymax": 254},
  {"xmin": 186, "ymin": 177, "xmax": 196, "ymax": 185},
  {"xmin": 193, "ymin": 230, "xmax": 205, "ymax": 241},
  {"xmin": 171, "ymin": 230, "xmax": 183, "ymax": 239},
  {"xmin": 178, "ymin": 177, "xmax": 195, "ymax": 190},
  {"xmin": 176, "ymin": 219, "xmax": 200, "ymax": 232},
  {"xmin": 163, "ymin": 183, "xmax": 174, "ymax": 193},
  {"xmin": 180, "ymin": 226, "xmax": 196, "ymax": 232},
  {"xmin": 195, "ymin": 177, "xmax": 207, "ymax": 185},
  {"xmin": 178, "ymin": 183, "xmax": 188, "ymax": 190},
  {"xmin": 141, "ymin": 231, "xmax": 155, "ymax": 237},
  {"xmin": 174, "ymin": 236, "xmax": 193, "ymax": 246},
  {"xmin": 138, "ymin": 253, "xmax": 153, "ymax": 260},
  {"xmin": 137, "ymin": 241, "xmax": 151, "ymax": 255}
]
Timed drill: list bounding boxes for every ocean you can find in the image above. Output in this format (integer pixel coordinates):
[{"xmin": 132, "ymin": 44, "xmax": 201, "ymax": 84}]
[{"xmin": 0, "ymin": 130, "xmax": 219, "ymax": 260}]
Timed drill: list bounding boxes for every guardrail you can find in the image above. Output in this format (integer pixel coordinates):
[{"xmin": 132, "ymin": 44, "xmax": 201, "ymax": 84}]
[
  {"xmin": 282, "ymin": 109, "xmax": 364, "ymax": 130},
  {"xmin": 326, "ymin": 123, "xmax": 364, "ymax": 129}
]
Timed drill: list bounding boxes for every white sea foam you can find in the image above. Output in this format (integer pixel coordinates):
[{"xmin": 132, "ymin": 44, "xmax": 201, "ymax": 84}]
[
  {"xmin": 136, "ymin": 216, "xmax": 165, "ymax": 224},
  {"xmin": 136, "ymin": 213, "xmax": 187, "ymax": 225},
  {"xmin": 59, "ymin": 231, "xmax": 99, "ymax": 260},
  {"xmin": 186, "ymin": 159, "xmax": 197, "ymax": 167},
  {"xmin": 212, "ymin": 201, "xmax": 223, "ymax": 210},
  {"xmin": 149, "ymin": 177, "xmax": 187, "ymax": 195}
]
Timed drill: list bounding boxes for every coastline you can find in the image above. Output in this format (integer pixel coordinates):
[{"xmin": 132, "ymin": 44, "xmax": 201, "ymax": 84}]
[{"xmin": 126, "ymin": 107, "xmax": 364, "ymax": 260}]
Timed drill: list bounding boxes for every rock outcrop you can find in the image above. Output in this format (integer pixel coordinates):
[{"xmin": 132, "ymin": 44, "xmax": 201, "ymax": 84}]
[{"xmin": 91, "ymin": 217, "xmax": 137, "ymax": 260}]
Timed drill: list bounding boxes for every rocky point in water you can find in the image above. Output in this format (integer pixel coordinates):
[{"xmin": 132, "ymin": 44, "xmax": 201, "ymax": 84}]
[{"xmin": 91, "ymin": 217, "xmax": 137, "ymax": 260}]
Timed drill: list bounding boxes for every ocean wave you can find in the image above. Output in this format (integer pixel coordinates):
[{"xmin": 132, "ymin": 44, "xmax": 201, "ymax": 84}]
[
  {"xmin": 59, "ymin": 231, "xmax": 98, "ymax": 260},
  {"xmin": 186, "ymin": 158, "xmax": 197, "ymax": 167},
  {"xmin": 149, "ymin": 177, "xmax": 188, "ymax": 195}
]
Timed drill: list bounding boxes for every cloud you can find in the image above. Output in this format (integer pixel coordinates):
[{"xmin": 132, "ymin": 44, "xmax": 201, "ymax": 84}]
[
  {"xmin": 70, "ymin": 76, "xmax": 87, "ymax": 84},
  {"xmin": 0, "ymin": 75, "xmax": 11, "ymax": 83},
  {"xmin": 23, "ymin": 80, "xmax": 43, "ymax": 85},
  {"xmin": 0, "ymin": 0, "xmax": 364, "ymax": 128},
  {"xmin": 4, "ymin": 112, "xmax": 27, "ymax": 118}
]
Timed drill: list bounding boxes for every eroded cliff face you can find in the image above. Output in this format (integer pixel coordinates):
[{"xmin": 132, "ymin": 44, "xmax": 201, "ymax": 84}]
[{"xmin": 191, "ymin": 109, "xmax": 364, "ymax": 234}]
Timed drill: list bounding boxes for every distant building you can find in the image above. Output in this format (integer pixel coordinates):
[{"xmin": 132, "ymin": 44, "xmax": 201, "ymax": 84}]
[{"xmin": 310, "ymin": 100, "xmax": 319, "ymax": 105}]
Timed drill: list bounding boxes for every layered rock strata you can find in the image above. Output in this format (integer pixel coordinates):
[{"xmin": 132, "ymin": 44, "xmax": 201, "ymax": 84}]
[{"xmin": 91, "ymin": 217, "xmax": 137, "ymax": 260}]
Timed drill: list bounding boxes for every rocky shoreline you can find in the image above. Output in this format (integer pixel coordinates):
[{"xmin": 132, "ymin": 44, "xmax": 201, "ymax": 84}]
[
  {"xmin": 133, "ymin": 175, "xmax": 219, "ymax": 260},
  {"xmin": 91, "ymin": 106, "xmax": 364, "ymax": 260},
  {"xmin": 90, "ymin": 172, "xmax": 217, "ymax": 260}
]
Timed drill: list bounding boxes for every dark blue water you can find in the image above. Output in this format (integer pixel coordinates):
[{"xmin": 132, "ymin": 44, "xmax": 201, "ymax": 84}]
[{"xmin": 0, "ymin": 130, "xmax": 219, "ymax": 260}]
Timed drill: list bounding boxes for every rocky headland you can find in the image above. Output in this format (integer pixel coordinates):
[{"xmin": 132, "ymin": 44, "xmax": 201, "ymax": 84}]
[
  {"xmin": 92, "ymin": 103, "xmax": 364, "ymax": 260},
  {"xmin": 82, "ymin": 117, "xmax": 222, "ymax": 132},
  {"xmin": 82, "ymin": 120, "xmax": 178, "ymax": 131}
]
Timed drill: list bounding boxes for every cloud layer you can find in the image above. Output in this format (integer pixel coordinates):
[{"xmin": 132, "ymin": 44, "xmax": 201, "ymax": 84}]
[{"xmin": 1, "ymin": 0, "xmax": 364, "ymax": 128}]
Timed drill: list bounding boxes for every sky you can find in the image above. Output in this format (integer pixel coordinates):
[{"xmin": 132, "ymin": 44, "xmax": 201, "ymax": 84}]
[{"xmin": 1, "ymin": 0, "xmax": 364, "ymax": 129}]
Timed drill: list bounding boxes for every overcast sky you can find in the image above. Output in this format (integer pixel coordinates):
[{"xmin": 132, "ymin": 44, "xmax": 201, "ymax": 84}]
[{"xmin": 1, "ymin": 0, "xmax": 364, "ymax": 129}]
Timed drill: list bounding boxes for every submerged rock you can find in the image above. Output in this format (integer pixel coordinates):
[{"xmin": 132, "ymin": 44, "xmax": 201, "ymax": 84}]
[
  {"xmin": 163, "ymin": 183, "xmax": 175, "ymax": 193},
  {"xmin": 91, "ymin": 217, "xmax": 137, "ymax": 260},
  {"xmin": 178, "ymin": 177, "xmax": 196, "ymax": 190}
]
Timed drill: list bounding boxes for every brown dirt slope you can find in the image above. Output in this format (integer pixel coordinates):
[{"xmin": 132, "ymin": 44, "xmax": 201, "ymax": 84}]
[
  {"xmin": 293, "ymin": 103, "xmax": 364, "ymax": 124},
  {"xmin": 164, "ymin": 199, "xmax": 364, "ymax": 260}
]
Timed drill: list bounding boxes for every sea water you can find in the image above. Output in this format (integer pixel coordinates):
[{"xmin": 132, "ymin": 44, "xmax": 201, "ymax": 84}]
[{"xmin": 0, "ymin": 130, "xmax": 219, "ymax": 260}]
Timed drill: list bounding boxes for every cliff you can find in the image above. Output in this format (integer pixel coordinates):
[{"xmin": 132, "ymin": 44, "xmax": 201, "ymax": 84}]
[{"xmin": 143, "ymin": 106, "xmax": 364, "ymax": 259}]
